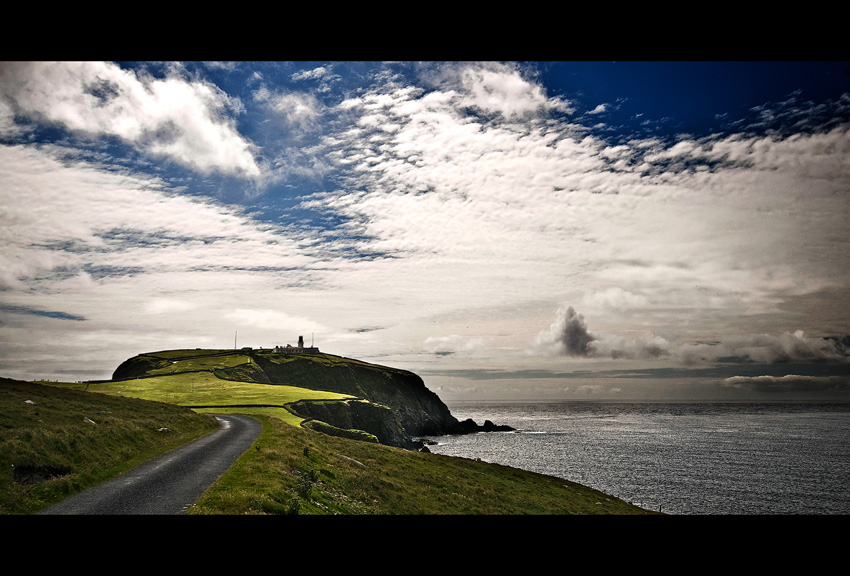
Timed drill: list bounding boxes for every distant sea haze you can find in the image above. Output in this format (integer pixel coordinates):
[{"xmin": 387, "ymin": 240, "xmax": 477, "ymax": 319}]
[{"xmin": 425, "ymin": 401, "xmax": 850, "ymax": 515}]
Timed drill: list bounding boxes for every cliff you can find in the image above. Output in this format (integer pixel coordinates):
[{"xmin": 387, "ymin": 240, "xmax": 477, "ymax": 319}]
[{"xmin": 111, "ymin": 350, "xmax": 512, "ymax": 449}]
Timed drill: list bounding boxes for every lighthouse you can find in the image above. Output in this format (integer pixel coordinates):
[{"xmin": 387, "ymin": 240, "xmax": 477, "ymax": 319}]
[{"xmin": 273, "ymin": 335, "xmax": 319, "ymax": 354}]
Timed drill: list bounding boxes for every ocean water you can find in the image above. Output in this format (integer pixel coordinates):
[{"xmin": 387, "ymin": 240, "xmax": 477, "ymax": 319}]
[{"xmin": 423, "ymin": 401, "xmax": 850, "ymax": 515}]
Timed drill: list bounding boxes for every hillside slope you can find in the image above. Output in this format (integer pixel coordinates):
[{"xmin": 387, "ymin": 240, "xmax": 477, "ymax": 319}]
[
  {"xmin": 0, "ymin": 377, "xmax": 218, "ymax": 514},
  {"xmin": 1, "ymin": 377, "xmax": 654, "ymax": 515},
  {"xmin": 112, "ymin": 349, "xmax": 511, "ymax": 449}
]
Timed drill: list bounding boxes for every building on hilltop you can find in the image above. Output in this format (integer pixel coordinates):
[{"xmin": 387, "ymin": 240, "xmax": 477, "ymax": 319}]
[{"xmin": 273, "ymin": 335, "xmax": 319, "ymax": 354}]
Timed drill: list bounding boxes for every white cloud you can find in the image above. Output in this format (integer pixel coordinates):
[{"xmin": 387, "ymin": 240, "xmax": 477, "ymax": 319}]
[
  {"xmin": 0, "ymin": 97, "xmax": 22, "ymax": 137},
  {"xmin": 0, "ymin": 62, "xmax": 260, "ymax": 177},
  {"xmin": 298, "ymin": 63, "xmax": 850, "ymax": 363},
  {"xmin": 291, "ymin": 67, "xmax": 330, "ymax": 82},
  {"xmin": 677, "ymin": 331, "xmax": 847, "ymax": 366},
  {"xmin": 583, "ymin": 287, "xmax": 649, "ymax": 310},
  {"xmin": 224, "ymin": 308, "xmax": 327, "ymax": 335},
  {"xmin": 589, "ymin": 334, "xmax": 672, "ymax": 360},
  {"xmin": 0, "ymin": 143, "xmax": 307, "ymax": 288},
  {"xmin": 530, "ymin": 304, "xmax": 848, "ymax": 366},
  {"xmin": 254, "ymin": 87, "xmax": 322, "ymax": 133},
  {"xmin": 459, "ymin": 64, "xmax": 550, "ymax": 119},
  {"xmin": 533, "ymin": 305, "xmax": 671, "ymax": 360},
  {"xmin": 143, "ymin": 298, "xmax": 198, "ymax": 314},
  {"xmin": 423, "ymin": 334, "xmax": 484, "ymax": 355},
  {"xmin": 0, "ymin": 141, "xmax": 328, "ymax": 372}
]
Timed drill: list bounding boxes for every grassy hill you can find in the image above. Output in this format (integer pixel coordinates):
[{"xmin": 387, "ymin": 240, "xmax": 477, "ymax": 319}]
[
  {"xmin": 0, "ymin": 377, "xmax": 219, "ymax": 515},
  {"xmin": 107, "ymin": 348, "xmax": 498, "ymax": 448},
  {"xmin": 1, "ymin": 349, "xmax": 658, "ymax": 515},
  {"xmin": 111, "ymin": 348, "xmax": 465, "ymax": 437}
]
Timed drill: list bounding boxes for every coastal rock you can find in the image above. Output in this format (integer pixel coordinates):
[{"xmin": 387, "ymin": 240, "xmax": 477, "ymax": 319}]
[
  {"xmin": 452, "ymin": 417, "xmax": 515, "ymax": 434},
  {"xmin": 287, "ymin": 398, "xmax": 418, "ymax": 450}
]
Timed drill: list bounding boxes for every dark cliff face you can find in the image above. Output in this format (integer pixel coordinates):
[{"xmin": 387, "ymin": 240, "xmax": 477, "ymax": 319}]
[
  {"xmin": 287, "ymin": 398, "xmax": 418, "ymax": 449},
  {"xmin": 250, "ymin": 354, "xmax": 462, "ymax": 437},
  {"xmin": 112, "ymin": 354, "xmax": 171, "ymax": 380}
]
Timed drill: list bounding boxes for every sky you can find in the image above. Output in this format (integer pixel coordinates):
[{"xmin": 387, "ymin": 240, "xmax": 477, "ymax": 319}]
[{"xmin": 2, "ymin": 60, "xmax": 850, "ymax": 402}]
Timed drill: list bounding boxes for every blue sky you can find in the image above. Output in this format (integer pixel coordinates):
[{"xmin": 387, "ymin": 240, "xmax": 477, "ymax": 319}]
[{"xmin": 2, "ymin": 61, "xmax": 850, "ymax": 401}]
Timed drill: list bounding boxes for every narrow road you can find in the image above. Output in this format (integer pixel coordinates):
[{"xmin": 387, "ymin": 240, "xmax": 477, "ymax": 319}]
[{"xmin": 41, "ymin": 414, "xmax": 261, "ymax": 515}]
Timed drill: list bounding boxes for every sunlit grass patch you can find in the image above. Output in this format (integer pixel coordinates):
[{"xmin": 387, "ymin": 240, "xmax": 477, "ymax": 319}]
[{"xmin": 80, "ymin": 372, "xmax": 352, "ymax": 408}]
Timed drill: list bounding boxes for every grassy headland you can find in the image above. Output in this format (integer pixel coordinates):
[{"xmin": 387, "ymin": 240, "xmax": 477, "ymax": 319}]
[{"xmin": 1, "ymin": 349, "xmax": 658, "ymax": 515}]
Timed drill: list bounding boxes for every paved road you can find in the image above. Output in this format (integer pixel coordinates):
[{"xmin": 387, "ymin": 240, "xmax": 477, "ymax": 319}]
[{"xmin": 41, "ymin": 414, "xmax": 261, "ymax": 515}]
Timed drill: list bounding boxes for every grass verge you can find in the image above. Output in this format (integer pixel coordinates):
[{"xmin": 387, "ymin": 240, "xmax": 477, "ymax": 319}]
[{"xmin": 190, "ymin": 414, "xmax": 657, "ymax": 515}]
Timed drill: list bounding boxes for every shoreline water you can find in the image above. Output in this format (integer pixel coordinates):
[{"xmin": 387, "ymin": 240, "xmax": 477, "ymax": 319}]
[{"xmin": 425, "ymin": 400, "xmax": 850, "ymax": 515}]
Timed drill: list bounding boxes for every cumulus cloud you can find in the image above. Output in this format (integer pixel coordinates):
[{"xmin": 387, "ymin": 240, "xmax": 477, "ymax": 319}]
[
  {"xmin": 0, "ymin": 61, "xmax": 260, "ymax": 177},
  {"xmin": 535, "ymin": 305, "xmax": 672, "ymax": 360},
  {"xmin": 536, "ymin": 306, "xmax": 596, "ymax": 357}
]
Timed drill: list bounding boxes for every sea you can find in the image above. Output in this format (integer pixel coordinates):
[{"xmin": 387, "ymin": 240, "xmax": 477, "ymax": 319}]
[{"xmin": 422, "ymin": 401, "xmax": 850, "ymax": 515}]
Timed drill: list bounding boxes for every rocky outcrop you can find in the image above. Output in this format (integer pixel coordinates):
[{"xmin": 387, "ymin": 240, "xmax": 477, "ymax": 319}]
[
  {"xmin": 453, "ymin": 418, "xmax": 516, "ymax": 433},
  {"xmin": 287, "ymin": 398, "xmax": 419, "ymax": 449}
]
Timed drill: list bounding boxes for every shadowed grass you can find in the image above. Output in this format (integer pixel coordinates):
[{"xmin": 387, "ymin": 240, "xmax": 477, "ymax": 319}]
[{"xmin": 143, "ymin": 353, "xmax": 251, "ymax": 376}]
